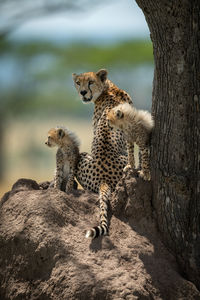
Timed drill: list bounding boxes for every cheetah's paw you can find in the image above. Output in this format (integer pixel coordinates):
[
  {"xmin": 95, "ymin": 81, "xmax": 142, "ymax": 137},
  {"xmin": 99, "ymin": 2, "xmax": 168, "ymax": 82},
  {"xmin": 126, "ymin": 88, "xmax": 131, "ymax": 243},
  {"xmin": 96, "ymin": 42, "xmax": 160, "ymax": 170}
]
[
  {"xmin": 138, "ymin": 170, "xmax": 151, "ymax": 181},
  {"xmin": 123, "ymin": 164, "xmax": 132, "ymax": 172}
]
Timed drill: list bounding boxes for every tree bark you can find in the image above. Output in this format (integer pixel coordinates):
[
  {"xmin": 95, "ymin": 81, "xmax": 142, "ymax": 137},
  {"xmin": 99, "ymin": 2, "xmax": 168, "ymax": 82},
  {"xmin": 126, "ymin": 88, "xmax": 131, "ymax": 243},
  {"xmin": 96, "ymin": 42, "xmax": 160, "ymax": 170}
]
[
  {"xmin": 0, "ymin": 116, "xmax": 5, "ymax": 181},
  {"xmin": 135, "ymin": 0, "xmax": 200, "ymax": 289}
]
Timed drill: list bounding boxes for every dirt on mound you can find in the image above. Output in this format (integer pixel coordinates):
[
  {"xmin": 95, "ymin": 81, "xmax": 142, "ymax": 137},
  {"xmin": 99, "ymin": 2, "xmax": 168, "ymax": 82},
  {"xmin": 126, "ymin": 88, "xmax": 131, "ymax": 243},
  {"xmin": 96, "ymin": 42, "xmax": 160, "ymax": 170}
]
[{"xmin": 0, "ymin": 170, "xmax": 199, "ymax": 300}]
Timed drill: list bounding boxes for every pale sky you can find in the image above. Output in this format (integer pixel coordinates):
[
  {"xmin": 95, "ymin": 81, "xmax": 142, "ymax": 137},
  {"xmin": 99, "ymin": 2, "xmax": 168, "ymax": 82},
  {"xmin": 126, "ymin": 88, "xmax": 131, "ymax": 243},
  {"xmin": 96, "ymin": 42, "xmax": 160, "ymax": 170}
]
[{"xmin": 9, "ymin": 0, "xmax": 150, "ymax": 43}]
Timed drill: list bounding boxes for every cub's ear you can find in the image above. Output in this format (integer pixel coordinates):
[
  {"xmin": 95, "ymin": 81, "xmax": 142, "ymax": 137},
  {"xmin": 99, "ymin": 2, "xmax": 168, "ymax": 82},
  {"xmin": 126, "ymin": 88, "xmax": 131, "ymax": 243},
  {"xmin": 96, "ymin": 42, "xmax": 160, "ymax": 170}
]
[
  {"xmin": 116, "ymin": 110, "xmax": 124, "ymax": 119},
  {"xmin": 58, "ymin": 129, "xmax": 65, "ymax": 138},
  {"xmin": 72, "ymin": 73, "xmax": 77, "ymax": 81},
  {"xmin": 96, "ymin": 69, "xmax": 108, "ymax": 82}
]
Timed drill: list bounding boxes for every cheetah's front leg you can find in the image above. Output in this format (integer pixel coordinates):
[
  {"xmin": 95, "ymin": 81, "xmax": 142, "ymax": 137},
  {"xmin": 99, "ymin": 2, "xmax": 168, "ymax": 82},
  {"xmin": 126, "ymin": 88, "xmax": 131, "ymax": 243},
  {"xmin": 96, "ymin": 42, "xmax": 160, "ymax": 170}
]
[
  {"xmin": 124, "ymin": 141, "xmax": 135, "ymax": 171},
  {"xmin": 54, "ymin": 149, "xmax": 64, "ymax": 189},
  {"xmin": 138, "ymin": 145, "xmax": 151, "ymax": 181},
  {"xmin": 54, "ymin": 167, "xmax": 63, "ymax": 189},
  {"xmin": 65, "ymin": 158, "xmax": 78, "ymax": 193},
  {"xmin": 65, "ymin": 172, "xmax": 75, "ymax": 193}
]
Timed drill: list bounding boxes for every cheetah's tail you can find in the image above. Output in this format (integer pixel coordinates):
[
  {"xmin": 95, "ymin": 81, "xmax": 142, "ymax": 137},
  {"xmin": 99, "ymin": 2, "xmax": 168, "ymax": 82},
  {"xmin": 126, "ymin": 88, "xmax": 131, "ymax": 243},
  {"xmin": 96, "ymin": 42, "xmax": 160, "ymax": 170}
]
[
  {"xmin": 85, "ymin": 182, "xmax": 111, "ymax": 239},
  {"xmin": 85, "ymin": 224, "xmax": 108, "ymax": 239}
]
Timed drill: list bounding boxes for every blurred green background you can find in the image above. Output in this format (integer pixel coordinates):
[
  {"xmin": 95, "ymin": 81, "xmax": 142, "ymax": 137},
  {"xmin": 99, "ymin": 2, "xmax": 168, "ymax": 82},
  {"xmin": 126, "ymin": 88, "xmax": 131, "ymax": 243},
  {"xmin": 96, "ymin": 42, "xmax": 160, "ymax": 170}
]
[{"xmin": 0, "ymin": 0, "xmax": 153, "ymax": 196}]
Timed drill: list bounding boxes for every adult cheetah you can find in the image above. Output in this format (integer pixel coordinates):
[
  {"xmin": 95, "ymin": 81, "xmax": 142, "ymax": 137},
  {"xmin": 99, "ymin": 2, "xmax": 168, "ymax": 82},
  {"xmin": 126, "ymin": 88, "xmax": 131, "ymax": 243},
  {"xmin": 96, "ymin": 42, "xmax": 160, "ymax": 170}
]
[{"xmin": 72, "ymin": 69, "xmax": 133, "ymax": 238}]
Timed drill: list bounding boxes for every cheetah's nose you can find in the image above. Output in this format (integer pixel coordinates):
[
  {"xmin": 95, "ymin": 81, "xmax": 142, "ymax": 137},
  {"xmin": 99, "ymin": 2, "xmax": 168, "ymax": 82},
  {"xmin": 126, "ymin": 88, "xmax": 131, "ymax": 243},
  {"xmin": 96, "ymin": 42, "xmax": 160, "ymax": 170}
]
[{"xmin": 80, "ymin": 90, "xmax": 87, "ymax": 96}]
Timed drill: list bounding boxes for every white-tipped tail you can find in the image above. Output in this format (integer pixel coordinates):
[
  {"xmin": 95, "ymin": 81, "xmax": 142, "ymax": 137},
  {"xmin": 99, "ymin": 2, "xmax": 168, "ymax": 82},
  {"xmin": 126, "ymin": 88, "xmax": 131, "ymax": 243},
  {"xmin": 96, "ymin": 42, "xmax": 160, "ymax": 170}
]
[
  {"xmin": 85, "ymin": 225, "xmax": 108, "ymax": 239},
  {"xmin": 85, "ymin": 183, "xmax": 110, "ymax": 239},
  {"xmin": 85, "ymin": 230, "xmax": 93, "ymax": 239}
]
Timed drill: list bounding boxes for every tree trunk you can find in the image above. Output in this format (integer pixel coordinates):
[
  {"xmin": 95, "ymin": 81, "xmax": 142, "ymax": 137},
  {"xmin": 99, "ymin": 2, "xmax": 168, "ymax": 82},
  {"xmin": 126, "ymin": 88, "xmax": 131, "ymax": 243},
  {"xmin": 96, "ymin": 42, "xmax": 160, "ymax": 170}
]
[
  {"xmin": 135, "ymin": 0, "xmax": 200, "ymax": 289},
  {"xmin": 0, "ymin": 117, "xmax": 5, "ymax": 181}
]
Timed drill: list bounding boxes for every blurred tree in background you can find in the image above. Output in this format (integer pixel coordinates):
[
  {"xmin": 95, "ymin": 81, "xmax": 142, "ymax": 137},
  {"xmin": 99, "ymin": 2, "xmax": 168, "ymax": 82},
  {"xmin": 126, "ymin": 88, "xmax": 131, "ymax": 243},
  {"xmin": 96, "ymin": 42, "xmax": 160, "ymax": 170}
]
[
  {"xmin": 0, "ymin": 0, "xmax": 104, "ymax": 38},
  {"xmin": 0, "ymin": 0, "xmax": 104, "ymax": 180}
]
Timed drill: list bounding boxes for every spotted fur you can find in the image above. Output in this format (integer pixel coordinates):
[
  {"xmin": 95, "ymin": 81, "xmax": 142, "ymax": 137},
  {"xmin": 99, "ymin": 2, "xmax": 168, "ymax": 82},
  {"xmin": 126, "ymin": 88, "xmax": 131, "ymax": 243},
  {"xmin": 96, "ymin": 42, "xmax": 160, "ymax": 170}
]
[
  {"xmin": 45, "ymin": 126, "xmax": 80, "ymax": 192},
  {"xmin": 73, "ymin": 69, "xmax": 133, "ymax": 238},
  {"xmin": 107, "ymin": 103, "xmax": 154, "ymax": 180}
]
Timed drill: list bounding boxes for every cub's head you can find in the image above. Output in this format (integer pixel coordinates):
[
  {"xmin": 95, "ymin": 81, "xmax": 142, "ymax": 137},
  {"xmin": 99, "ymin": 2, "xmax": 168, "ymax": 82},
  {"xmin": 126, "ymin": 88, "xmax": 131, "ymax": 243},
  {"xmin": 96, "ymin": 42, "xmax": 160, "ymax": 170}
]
[
  {"xmin": 45, "ymin": 128, "xmax": 66, "ymax": 147},
  {"xmin": 72, "ymin": 69, "xmax": 108, "ymax": 103},
  {"xmin": 107, "ymin": 107, "xmax": 125, "ymax": 130}
]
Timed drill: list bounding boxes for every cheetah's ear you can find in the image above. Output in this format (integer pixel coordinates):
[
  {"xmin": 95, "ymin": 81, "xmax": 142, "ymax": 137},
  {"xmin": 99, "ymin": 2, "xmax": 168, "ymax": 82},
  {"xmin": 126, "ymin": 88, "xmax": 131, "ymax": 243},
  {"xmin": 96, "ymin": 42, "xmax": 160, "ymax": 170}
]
[
  {"xmin": 96, "ymin": 69, "xmax": 108, "ymax": 82},
  {"xmin": 72, "ymin": 73, "xmax": 77, "ymax": 81},
  {"xmin": 116, "ymin": 110, "xmax": 124, "ymax": 119},
  {"xmin": 58, "ymin": 129, "xmax": 65, "ymax": 138}
]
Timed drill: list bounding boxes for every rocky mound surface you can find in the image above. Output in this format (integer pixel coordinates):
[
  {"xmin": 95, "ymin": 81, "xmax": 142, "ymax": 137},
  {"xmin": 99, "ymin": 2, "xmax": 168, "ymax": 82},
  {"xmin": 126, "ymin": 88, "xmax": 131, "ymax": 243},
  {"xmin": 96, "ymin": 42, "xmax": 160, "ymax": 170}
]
[{"xmin": 0, "ymin": 170, "xmax": 199, "ymax": 300}]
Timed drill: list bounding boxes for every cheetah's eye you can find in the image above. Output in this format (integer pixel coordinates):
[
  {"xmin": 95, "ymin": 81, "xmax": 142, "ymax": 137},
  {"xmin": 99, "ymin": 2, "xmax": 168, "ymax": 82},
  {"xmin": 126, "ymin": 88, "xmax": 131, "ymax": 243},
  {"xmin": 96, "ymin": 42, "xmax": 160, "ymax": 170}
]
[
  {"xmin": 76, "ymin": 81, "xmax": 80, "ymax": 86},
  {"xmin": 89, "ymin": 81, "xmax": 94, "ymax": 85}
]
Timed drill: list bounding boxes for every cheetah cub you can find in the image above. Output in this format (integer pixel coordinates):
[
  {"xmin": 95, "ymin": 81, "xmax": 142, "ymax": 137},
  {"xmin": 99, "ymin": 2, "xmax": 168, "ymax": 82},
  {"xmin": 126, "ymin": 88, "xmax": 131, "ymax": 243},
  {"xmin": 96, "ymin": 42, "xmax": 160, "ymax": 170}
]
[
  {"xmin": 45, "ymin": 126, "xmax": 80, "ymax": 192},
  {"xmin": 107, "ymin": 103, "xmax": 154, "ymax": 181}
]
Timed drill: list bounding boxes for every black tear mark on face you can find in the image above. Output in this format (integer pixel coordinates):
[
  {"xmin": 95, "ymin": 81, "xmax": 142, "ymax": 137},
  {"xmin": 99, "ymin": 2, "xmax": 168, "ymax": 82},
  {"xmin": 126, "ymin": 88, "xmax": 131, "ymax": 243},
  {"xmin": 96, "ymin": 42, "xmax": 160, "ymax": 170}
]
[{"xmin": 88, "ymin": 80, "xmax": 93, "ymax": 94}]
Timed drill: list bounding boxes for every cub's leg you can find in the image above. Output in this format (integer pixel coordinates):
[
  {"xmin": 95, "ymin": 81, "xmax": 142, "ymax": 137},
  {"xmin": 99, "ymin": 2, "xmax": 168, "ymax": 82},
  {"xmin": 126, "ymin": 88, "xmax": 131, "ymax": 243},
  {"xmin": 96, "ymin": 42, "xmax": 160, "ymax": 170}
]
[
  {"xmin": 124, "ymin": 141, "xmax": 135, "ymax": 171},
  {"xmin": 138, "ymin": 144, "xmax": 151, "ymax": 181},
  {"xmin": 54, "ymin": 149, "xmax": 64, "ymax": 189},
  {"xmin": 64, "ymin": 157, "xmax": 76, "ymax": 193},
  {"xmin": 65, "ymin": 169, "xmax": 75, "ymax": 193},
  {"xmin": 138, "ymin": 148, "xmax": 142, "ymax": 170}
]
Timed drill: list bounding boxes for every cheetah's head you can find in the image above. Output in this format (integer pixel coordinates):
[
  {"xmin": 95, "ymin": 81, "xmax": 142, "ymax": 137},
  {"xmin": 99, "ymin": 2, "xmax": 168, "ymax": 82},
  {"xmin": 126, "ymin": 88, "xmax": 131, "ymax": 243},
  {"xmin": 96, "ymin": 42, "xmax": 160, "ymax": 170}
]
[
  {"xmin": 72, "ymin": 69, "xmax": 108, "ymax": 103},
  {"xmin": 107, "ymin": 107, "xmax": 124, "ymax": 130},
  {"xmin": 45, "ymin": 128, "xmax": 65, "ymax": 148}
]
